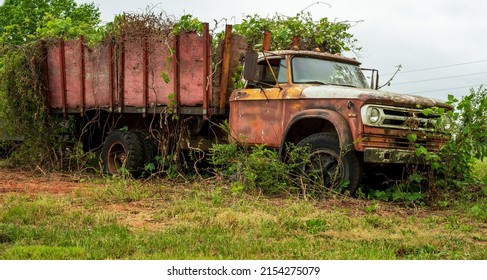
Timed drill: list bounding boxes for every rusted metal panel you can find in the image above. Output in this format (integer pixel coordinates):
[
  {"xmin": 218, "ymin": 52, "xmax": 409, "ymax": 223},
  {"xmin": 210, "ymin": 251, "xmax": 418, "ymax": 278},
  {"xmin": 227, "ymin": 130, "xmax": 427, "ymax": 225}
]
[
  {"xmin": 45, "ymin": 24, "xmax": 226, "ymax": 115},
  {"xmin": 123, "ymin": 36, "xmax": 145, "ymax": 107},
  {"xmin": 64, "ymin": 40, "xmax": 83, "ymax": 109},
  {"xmin": 202, "ymin": 22, "xmax": 210, "ymax": 117},
  {"xmin": 79, "ymin": 37, "xmax": 86, "ymax": 115},
  {"xmin": 229, "ymin": 98, "xmax": 283, "ymax": 147},
  {"xmin": 174, "ymin": 34, "xmax": 180, "ymax": 110},
  {"xmin": 46, "ymin": 43, "xmax": 61, "ymax": 108},
  {"xmin": 41, "ymin": 41, "xmax": 51, "ymax": 113},
  {"xmin": 46, "ymin": 40, "xmax": 69, "ymax": 112},
  {"xmin": 118, "ymin": 33, "xmax": 125, "ymax": 112},
  {"xmin": 219, "ymin": 25, "xmax": 233, "ymax": 112},
  {"xmin": 147, "ymin": 37, "xmax": 175, "ymax": 107},
  {"xmin": 178, "ymin": 32, "xmax": 206, "ymax": 106},
  {"xmin": 109, "ymin": 38, "xmax": 115, "ymax": 111},
  {"xmin": 142, "ymin": 36, "xmax": 149, "ymax": 117},
  {"xmin": 212, "ymin": 32, "xmax": 247, "ymax": 114},
  {"xmin": 84, "ymin": 40, "xmax": 112, "ymax": 108},
  {"xmin": 263, "ymin": 31, "xmax": 271, "ymax": 51}
]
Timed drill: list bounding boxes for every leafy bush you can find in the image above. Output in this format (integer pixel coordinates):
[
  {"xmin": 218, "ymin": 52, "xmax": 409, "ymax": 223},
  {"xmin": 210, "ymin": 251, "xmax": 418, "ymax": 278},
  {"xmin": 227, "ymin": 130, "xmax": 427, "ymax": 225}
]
[
  {"xmin": 416, "ymin": 87, "xmax": 487, "ymax": 185},
  {"xmin": 387, "ymin": 87, "xmax": 487, "ymax": 204},
  {"xmin": 209, "ymin": 143, "xmax": 293, "ymax": 195},
  {"xmin": 209, "ymin": 142, "xmax": 351, "ymax": 199}
]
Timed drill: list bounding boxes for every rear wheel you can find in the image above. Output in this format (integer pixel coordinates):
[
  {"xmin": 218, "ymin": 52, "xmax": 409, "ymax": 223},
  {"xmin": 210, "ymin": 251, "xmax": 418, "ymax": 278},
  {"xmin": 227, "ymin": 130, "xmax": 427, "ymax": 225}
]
[
  {"xmin": 101, "ymin": 130, "xmax": 145, "ymax": 176},
  {"xmin": 296, "ymin": 132, "xmax": 362, "ymax": 195}
]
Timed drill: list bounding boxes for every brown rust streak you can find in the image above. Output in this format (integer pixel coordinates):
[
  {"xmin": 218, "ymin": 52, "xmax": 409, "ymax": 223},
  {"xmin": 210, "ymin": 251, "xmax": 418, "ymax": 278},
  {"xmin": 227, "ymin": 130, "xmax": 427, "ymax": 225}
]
[{"xmin": 219, "ymin": 25, "xmax": 233, "ymax": 112}]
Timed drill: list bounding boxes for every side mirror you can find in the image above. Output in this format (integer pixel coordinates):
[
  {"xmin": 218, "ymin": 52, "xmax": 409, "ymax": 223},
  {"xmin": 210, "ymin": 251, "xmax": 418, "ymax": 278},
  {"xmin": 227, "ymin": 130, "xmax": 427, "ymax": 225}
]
[{"xmin": 243, "ymin": 50, "xmax": 258, "ymax": 81}]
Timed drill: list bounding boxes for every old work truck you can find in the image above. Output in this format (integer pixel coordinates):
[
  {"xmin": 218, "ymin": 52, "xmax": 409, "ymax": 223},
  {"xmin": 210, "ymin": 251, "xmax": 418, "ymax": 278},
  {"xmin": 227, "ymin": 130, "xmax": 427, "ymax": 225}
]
[{"xmin": 41, "ymin": 23, "xmax": 451, "ymax": 192}]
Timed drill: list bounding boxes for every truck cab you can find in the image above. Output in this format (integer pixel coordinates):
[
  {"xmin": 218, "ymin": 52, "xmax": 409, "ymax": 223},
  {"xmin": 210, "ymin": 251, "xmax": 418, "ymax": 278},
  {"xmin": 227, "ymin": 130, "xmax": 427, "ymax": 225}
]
[{"xmin": 229, "ymin": 50, "xmax": 451, "ymax": 193}]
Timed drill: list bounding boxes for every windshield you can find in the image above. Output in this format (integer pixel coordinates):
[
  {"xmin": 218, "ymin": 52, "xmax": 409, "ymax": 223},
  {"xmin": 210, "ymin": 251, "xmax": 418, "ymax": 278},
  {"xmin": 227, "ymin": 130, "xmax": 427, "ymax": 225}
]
[{"xmin": 292, "ymin": 56, "xmax": 369, "ymax": 88}]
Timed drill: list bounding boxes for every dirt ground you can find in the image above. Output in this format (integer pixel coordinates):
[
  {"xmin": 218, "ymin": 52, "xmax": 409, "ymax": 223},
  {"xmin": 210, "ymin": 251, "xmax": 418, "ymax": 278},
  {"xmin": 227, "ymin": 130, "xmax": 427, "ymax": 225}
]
[{"xmin": 0, "ymin": 167, "xmax": 92, "ymax": 195}]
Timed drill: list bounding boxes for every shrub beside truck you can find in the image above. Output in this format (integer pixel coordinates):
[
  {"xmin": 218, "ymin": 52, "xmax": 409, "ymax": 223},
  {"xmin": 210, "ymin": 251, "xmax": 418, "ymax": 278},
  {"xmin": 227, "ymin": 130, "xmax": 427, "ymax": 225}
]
[{"xmin": 37, "ymin": 23, "xmax": 450, "ymax": 192}]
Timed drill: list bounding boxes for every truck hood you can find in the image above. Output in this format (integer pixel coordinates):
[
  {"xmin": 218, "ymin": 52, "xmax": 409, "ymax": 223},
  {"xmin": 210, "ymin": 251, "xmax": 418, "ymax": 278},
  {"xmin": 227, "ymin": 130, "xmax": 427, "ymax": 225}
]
[{"xmin": 301, "ymin": 85, "xmax": 453, "ymax": 109}]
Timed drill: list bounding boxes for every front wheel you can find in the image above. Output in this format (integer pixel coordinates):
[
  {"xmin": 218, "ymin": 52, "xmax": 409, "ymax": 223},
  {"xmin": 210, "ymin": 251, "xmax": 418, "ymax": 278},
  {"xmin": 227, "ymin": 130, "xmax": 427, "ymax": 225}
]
[
  {"xmin": 296, "ymin": 132, "xmax": 362, "ymax": 195},
  {"xmin": 101, "ymin": 130, "xmax": 145, "ymax": 176}
]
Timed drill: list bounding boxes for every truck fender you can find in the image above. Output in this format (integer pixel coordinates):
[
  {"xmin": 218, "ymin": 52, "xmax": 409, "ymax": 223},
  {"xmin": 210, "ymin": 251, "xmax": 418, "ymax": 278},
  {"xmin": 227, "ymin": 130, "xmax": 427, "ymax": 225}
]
[{"xmin": 279, "ymin": 109, "xmax": 354, "ymax": 157}]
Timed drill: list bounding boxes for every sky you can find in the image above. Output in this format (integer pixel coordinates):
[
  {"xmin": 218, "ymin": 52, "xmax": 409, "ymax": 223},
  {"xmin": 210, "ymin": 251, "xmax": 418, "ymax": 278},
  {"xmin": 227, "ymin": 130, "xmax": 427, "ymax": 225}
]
[{"xmin": 5, "ymin": 0, "xmax": 486, "ymax": 101}]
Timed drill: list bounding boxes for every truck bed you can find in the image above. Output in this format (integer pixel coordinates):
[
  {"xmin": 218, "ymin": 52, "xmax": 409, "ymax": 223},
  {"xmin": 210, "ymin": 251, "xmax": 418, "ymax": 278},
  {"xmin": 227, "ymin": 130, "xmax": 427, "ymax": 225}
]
[{"xmin": 44, "ymin": 24, "xmax": 244, "ymax": 117}]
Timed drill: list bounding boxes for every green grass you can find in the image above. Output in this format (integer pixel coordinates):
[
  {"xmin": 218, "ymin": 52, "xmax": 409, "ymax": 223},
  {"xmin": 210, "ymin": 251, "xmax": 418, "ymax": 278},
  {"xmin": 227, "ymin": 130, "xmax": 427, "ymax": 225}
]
[
  {"xmin": 0, "ymin": 177, "xmax": 486, "ymax": 260},
  {"xmin": 473, "ymin": 159, "xmax": 487, "ymax": 183}
]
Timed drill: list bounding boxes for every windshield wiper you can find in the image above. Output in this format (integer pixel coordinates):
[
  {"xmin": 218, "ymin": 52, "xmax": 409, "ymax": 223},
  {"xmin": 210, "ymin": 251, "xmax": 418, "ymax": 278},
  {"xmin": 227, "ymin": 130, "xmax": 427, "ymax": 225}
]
[
  {"xmin": 332, "ymin": 83, "xmax": 357, "ymax": 88},
  {"xmin": 303, "ymin": 81, "xmax": 357, "ymax": 88},
  {"xmin": 301, "ymin": 81, "xmax": 327, "ymax": 85}
]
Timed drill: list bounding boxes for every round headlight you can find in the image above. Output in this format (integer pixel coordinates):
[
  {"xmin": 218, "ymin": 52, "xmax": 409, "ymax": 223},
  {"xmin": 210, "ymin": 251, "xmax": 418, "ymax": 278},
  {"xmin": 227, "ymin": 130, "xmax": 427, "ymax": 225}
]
[{"xmin": 369, "ymin": 108, "xmax": 380, "ymax": 124}]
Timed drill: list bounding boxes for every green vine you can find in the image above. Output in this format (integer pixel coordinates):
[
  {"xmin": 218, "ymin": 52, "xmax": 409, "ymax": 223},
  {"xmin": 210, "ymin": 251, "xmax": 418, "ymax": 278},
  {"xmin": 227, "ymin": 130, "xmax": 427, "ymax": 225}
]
[{"xmin": 232, "ymin": 12, "xmax": 359, "ymax": 53}]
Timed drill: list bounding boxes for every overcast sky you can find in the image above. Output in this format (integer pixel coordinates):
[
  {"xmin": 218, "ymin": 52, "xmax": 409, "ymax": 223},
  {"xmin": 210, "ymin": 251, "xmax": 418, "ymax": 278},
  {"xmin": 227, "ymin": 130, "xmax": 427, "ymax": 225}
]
[{"xmin": 6, "ymin": 0, "xmax": 485, "ymax": 101}]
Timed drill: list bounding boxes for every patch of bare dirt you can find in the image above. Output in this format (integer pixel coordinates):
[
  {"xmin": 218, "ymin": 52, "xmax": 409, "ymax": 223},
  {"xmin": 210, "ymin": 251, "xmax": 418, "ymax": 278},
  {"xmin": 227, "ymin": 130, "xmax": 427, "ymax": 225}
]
[{"xmin": 0, "ymin": 167, "xmax": 96, "ymax": 195}]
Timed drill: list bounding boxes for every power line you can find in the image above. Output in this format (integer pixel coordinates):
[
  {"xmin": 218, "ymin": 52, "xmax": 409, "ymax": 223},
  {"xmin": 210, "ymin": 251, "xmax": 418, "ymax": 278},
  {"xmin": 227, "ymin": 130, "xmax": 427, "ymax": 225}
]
[
  {"xmin": 393, "ymin": 71, "xmax": 487, "ymax": 85},
  {"xmin": 382, "ymin": 59, "xmax": 487, "ymax": 76},
  {"xmin": 408, "ymin": 84, "xmax": 484, "ymax": 94}
]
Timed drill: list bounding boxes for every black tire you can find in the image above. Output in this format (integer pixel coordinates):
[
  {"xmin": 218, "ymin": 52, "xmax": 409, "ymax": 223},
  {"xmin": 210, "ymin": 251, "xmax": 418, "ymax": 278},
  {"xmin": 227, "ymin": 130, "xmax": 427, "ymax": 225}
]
[
  {"xmin": 101, "ymin": 130, "xmax": 145, "ymax": 176},
  {"xmin": 136, "ymin": 130, "xmax": 159, "ymax": 176},
  {"xmin": 136, "ymin": 130, "xmax": 158, "ymax": 163},
  {"xmin": 296, "ymin": 132, "xmax": 362, "ymax": 194}
]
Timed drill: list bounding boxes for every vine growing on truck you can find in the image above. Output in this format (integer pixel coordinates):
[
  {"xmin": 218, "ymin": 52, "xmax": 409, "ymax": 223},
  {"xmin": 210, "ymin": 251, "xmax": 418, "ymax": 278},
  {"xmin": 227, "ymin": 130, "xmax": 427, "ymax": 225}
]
[
  {"xmin": 232, "ymin": 12, "xmax": 359, "ymax": 53},
  {"xmin": 0, "ymin": 0, "xmax": 102, "ymax": 170}
]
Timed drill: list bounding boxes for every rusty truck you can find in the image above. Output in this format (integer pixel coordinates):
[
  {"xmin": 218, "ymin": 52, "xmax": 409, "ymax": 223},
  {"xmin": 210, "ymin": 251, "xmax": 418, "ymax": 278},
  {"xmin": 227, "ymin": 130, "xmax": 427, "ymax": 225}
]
[{"xmin": 41, "ymin": 23, "xmax": 451, "ymax": 192}]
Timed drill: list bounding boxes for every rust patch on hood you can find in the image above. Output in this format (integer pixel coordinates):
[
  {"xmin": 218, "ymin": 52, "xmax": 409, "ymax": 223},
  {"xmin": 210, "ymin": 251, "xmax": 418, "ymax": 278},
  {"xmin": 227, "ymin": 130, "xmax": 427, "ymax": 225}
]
[{"xmin": 301, "ymin": 86, "xmax": 452, "ymax": 109}]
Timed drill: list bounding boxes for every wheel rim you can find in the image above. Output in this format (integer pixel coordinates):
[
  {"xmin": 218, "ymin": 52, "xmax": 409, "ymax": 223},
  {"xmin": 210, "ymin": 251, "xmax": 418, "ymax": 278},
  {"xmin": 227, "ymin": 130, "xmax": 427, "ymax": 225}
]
[
  {"xmin": 107, "ymin": 142, "xmax": 127, "ymax": 174},
  {"xmin": 307, "ymin": 148, "xmax": 345, "ymax": 189}
]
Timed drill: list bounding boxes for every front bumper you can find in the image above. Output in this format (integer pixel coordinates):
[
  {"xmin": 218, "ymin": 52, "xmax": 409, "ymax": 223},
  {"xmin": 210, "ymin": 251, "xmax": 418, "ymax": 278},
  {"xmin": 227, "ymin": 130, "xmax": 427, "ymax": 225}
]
[{"xmin": 363, "ymin": 148, "xmax": 425, "ymax": 164}]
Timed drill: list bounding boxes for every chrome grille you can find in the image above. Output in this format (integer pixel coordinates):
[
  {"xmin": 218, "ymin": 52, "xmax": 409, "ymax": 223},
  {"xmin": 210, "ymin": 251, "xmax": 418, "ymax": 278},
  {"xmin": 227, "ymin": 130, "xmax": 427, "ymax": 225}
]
[{"xmin": 361, "ymin": 104, "xmax": 440, "ymax": 131}]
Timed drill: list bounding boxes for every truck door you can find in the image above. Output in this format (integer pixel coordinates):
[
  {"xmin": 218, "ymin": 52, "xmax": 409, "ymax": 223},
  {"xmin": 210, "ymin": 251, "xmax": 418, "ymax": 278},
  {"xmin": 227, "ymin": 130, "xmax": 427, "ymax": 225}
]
[{"xmin": 229, "ymin": 57, "xmax": 287, "ymax": 148}]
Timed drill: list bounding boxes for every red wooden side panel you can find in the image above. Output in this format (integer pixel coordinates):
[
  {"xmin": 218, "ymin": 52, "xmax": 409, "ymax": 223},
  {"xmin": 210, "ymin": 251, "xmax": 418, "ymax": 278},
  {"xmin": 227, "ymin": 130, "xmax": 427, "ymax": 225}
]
[
  {"xmin": 46, "ymin": 29, "xmax": 211, "ymax": 113},
  {"xmin": 84, "ymin": 43, "xmax": 111, "ymax": 107},
  {"xmin": 47, "ymin": 43, "xmax": 63, "ymax": 108},
  {"xmin": 64, "ymin": 40, "xmax": 82, "ymax": 108},
  {"xmin": 147, "ymin": 39, "xmax": 175, "ymax": 106},
  {"xmin": 178, "ymin": 32, "xmax": 206, "ymax": 106},
  {"xmin": 123, "ymin": 37, "xmax": 144, "ymax": 107}
]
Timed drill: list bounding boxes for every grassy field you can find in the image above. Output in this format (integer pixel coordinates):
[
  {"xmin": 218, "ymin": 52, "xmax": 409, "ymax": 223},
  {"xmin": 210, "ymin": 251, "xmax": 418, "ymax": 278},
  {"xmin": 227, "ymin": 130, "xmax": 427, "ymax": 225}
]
[{"xmin": 0, "ymin": 169, "xmax": 486, "ymax": 260}]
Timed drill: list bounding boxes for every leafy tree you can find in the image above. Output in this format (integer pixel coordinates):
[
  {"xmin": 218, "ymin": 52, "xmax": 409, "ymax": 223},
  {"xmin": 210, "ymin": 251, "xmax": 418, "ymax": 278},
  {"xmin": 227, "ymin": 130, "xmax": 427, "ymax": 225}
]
[{"xmin": 0, "ymin": 0, "xmax": 100, "ymax": 45}]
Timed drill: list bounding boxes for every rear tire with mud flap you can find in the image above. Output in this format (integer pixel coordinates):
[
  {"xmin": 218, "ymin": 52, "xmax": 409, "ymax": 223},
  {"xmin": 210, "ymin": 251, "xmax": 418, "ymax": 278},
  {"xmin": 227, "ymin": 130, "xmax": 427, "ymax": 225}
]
[
  {"xmin": 296, "ymin": 132, "xmax": 362, "ymax": 195},
  {"xmin": 101, "ymin": 130, "xmax": 145, "ymax": 177}
]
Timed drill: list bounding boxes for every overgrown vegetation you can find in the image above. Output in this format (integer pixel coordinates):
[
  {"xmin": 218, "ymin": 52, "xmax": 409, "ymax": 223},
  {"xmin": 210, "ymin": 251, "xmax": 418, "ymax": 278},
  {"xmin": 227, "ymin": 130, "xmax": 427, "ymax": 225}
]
[
  {"xmin": 233, "ymin": 12, "xmax": 359, "ymax": 53},
  {"xmin": 209, "ymin": 143, "xmax": 294, "ymax": 196},
  {"xmin": 364, "ymin": 87, "xmax": 487, "ymax": 205},
  {"xmin": 0, "ymin": 0, "xmax": 102, "ymax": 171},
  {"xmin": 0, "ymin": 176, "xmax": 485, "ymax": 259}
]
